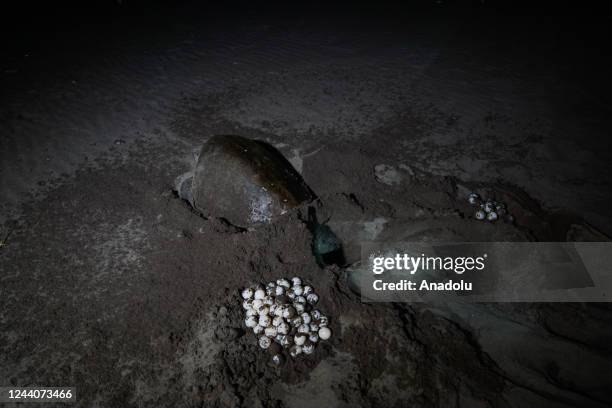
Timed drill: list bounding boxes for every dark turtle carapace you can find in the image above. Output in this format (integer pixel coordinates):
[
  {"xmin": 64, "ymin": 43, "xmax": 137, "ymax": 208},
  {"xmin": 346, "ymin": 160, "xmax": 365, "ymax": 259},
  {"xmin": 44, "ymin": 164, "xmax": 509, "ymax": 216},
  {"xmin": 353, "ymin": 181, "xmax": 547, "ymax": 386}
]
[{"xmin": 192, "ymin": 135, "xmax": 316, "ymax": 228}]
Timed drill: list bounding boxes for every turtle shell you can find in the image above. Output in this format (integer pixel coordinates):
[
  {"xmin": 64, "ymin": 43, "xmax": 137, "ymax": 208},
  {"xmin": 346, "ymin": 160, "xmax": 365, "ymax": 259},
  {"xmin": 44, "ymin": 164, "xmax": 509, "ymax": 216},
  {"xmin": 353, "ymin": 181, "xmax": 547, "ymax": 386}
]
[{"xmin": 192, "ymin": 135, "xmax": 315, "ymax": 227}]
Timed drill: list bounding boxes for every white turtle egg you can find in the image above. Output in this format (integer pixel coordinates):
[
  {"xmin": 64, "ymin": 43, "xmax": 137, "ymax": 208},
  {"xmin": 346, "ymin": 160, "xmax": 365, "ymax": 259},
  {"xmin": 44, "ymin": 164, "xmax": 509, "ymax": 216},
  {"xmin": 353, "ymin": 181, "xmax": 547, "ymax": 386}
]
[
  {"xmin": 293, "ymin": 285, "xmax": 304, "ymax": 296},
  {"xmin": 310, "ymin": 323, "xmax": 319, "ymax": 332},
  {"xmin": 309, "ymin": 333, "xmax": 319, "ymax": 343},
  {"xmin": 287, "ymin": 291, "xmax": 296, "ymax": 300},
  {"xmin": 257, "ymin": 306, "xmax": 270, "ymax": 316},
  {"xmin": 253, "ymin": 325, "xmax": 265, "ymax": 335},
  {"xmin": 241, "ymin": 288, "xmax": 254, "ymax": 300},
  {"xmin": 311, "ymin": 309, "xmax": 321, "ymax": 320},
  {"xmin": 289, "ymin": 345, "xmax": 302, "ymax": 357},
  {"xmin": 275, "ymin": 305, "xmax": 285, "ymax": 317},
  {"xmin": 282, "ymin": 306, "xmax": 296, "ymax": 319},
  {"xmin": 242, "ymin": 299, "xmax": 253, "ymax": 310},
  {"xmin": 475, "ymin": 210, "xmax": 486, "ymax": 220},
  {"xmin": 318, "ymin": 327, "xmax": 332, "ymax": 340},
  {"xmin": 306, "ymin": 293, "xmax": 319, "ymax": 304},
  {"xmin": 303, "ymin": 286, "xmax": 313, "ymax": 295},
  {"xmin": 487, "ymin": 211, "xmax": 498, "ymax": 221},
  {"xmin": 302, "ymin": 342, "xmax": 315, "ymax": 355},
  {"xmin": 245, "ymin": 316, "xmax": 258, "ymax": 328},
  {"xmin": 301, "ymin": 312, "xmax": 312, "ymax": 324},
  {"xmin": 290, "ymin": 316, "xmax": 302, "ymax": 327},
  {"xmin": 294, "ymin": 303, "xmax": 305, "ymax": 314},
  {"xmin": 246, "ymin": 308, "xmax": 257, "ymax": 317},
  {"xmin": 294, "ymin": 296, "xmax": 306, "ymax": 304},
  {"xmin": 265, "ymin": 326, "xmax": 278, "ymax": 338},
  {"xmin": 254, "ymin": 289, "xmax": 266, "ymax": 300},
  {"xmin": 297, "ymin": 324, "xmax": 310, "ymax": 334},
  {"xmin": 259, "ymin": 315, "xmax": 271, "ymax": 327},
  {"xmin": 278, "ymin": 322, "xmax": 290, "ymax": 335},
  {"xmin": 294, "ymin": 334, "xmax": 307, "ymax": 346},
  {"xmin": 275, "ymin": 286, "xmax": 285, "ymax": 296},
  {"xmin": 272, "ymin": 316, "xmax": 284, "ymax": 327},
  {"xmin": 468, "ymin": 193, "xmax": 480, "ymax": 205},
  {"xmin": 277, "ymin": 279, "xmax": 290, "ymax": 288},
  {"xmin": 484, "ymin": 201, "xmax": 495, "ymax": 213},
  {"xmin": 259, "ymin": 336, "xmax": 271, "ymax": 349},
  {"xmin": 318, "ymin": 316, "xmax": 329, "ymax": 327},
  {"xmin": 291, "ymin": 277, "xmax": 302, "ymax": 286},
  {"xmin": 263, "ymin": 296, "xmax": 274, "ymax": 306},
  {"xmin": 278, "ymin": 334, "xmax": 292, "ymax": 348},
  {"xmin": 252, "ymin": 299, "xmax": 264, "ymax": 310}
]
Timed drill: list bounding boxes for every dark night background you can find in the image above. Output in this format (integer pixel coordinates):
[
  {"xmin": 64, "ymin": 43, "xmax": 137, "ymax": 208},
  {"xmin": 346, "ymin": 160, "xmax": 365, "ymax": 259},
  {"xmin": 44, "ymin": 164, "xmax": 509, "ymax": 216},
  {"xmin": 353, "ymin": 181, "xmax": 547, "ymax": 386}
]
[{"xmin": 1, "ymin": 1, "xmax": 612, "ymax": 407}]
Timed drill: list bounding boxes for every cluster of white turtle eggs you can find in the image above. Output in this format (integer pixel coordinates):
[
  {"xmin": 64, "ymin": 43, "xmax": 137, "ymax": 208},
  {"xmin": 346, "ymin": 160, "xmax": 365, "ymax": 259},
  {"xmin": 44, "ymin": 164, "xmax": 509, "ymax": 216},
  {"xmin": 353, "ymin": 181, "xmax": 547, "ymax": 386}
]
[
  {"xmin": 241, "ymin": 277, "xmax": 332, "ymax": 364},
  {"xmin": 468, "ymin": 192, "xmax": 514, "ymax": 223}
]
